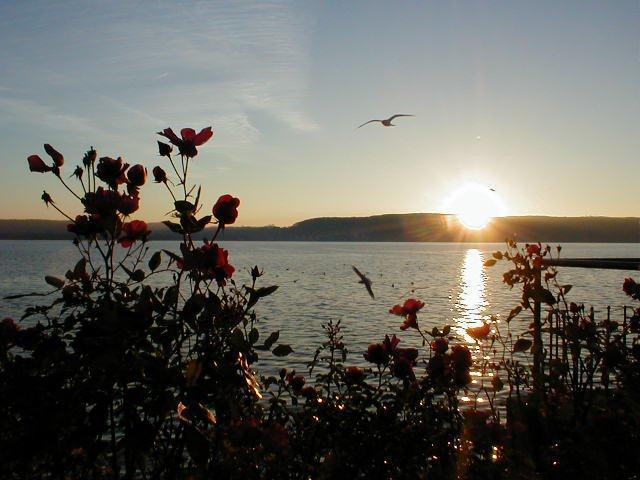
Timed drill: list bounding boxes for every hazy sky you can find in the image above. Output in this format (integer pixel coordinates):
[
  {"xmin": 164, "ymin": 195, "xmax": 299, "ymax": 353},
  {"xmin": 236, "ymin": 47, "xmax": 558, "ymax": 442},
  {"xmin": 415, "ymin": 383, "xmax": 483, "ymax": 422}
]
[{"xmin": 0, "ymin": 1, "xmax": 637, "ymax": 226}]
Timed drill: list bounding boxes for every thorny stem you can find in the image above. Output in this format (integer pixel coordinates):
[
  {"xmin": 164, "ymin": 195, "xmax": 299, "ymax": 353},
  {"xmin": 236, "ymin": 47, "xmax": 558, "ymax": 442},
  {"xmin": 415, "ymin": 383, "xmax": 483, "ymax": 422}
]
[
  {"xmin": 182, "ymin": 156, "xmax": 190, "ymax": 198},
  {"xmin": 163, "ymin": 181, "xmax": 177, "ymax": 202},
  {"xmin": 166, "ymin": 154, "xmax": 184, "ymax": 186}
]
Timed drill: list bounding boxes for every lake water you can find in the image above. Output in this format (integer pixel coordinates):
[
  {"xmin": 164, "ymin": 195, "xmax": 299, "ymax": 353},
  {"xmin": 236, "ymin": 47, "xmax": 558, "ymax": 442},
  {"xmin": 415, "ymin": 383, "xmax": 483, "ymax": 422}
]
[{"xmin": 1, "ymin": 240, "xmax": 638, "ymax": 404}]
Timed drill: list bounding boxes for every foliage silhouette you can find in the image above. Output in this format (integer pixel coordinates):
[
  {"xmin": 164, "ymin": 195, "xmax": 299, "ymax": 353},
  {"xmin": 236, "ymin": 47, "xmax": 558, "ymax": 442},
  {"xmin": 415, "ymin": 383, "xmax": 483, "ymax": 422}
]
[{"xmin": 0, "ymin": 130, "xmax": 638, "ymax": 479}]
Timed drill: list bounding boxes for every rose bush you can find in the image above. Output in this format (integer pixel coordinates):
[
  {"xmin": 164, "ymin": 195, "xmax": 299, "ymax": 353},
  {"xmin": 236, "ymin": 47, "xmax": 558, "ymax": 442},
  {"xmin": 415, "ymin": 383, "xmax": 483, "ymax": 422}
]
[{"xmin": 1, "ymin": 128, "xmax": 638, "ymax": 479}]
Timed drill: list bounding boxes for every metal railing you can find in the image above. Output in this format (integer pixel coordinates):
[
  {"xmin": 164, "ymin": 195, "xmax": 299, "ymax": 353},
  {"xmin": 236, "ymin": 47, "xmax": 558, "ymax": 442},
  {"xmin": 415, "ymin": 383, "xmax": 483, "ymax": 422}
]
[{"xmin": 529, "ymin": 258, "xmax": 640, "ymax": 391}]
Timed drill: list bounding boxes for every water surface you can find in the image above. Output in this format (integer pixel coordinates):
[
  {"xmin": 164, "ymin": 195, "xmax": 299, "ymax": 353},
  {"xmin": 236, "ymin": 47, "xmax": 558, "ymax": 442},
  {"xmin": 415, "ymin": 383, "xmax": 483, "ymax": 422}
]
[{"xmin": 2, "ymin": 241, "xmax": 637, "ymax": 404}]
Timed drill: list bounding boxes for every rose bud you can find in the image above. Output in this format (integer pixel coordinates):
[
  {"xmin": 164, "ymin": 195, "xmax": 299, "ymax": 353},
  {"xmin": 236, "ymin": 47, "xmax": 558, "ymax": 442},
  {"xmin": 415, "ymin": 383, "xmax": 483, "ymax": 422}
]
[
  {"xmin": 27, "ymin": 155, "xmax": 52, "ymax": 173},
  {"xmin": 83, "ymin": 147, "xmax": 97, "ymax": 167},
  {"xmin": 157, "ymin": 141, "xmax": 173, "ymax": 157},
  {"xmin": 127, "ymin": 164, "xmax": 147, "ymax": 187},
  {"xmin": 288, "ymin": 375, "xmax": 305, "ymax": 395},
  {"xmin": 250, "ymin": 265, "xmax": 264, "ymax": 280},
  {"xmin": 71, "ymin": 165, "xmax": 83, "ymax": 180},
  {"xmin": 41, "ymin": 191, "xmax": 54, "ymax": 206},
  {"xmin": 212, "ymin": 194, "xmax": 240, "ymax": 226},
  {"xmin": 152, "ymin": 166, "xmax": 167, "ymax": 183},
  {"xmin": 44, "ymin": 144, "xmax": 64, "ymax": 167}
]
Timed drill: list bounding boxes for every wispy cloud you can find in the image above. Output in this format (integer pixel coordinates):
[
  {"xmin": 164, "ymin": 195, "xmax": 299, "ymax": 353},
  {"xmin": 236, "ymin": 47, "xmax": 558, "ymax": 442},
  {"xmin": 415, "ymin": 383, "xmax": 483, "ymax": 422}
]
[
  {"xmin": 0, "ymin": 1, "xmax": 318, "ymax": 143},
  {"xmin": 0, "ymin": 97, "xmax": 102, "ymax": 135}
]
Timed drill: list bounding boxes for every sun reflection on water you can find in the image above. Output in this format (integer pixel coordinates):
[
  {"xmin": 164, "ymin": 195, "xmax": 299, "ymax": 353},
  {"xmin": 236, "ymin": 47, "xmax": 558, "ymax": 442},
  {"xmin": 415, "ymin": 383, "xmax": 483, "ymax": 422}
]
[
  {"xmin": 455, "ymin": 249, "xmax": 490, "ymax": 405},
  {"xmin": 455, "ymin": 249, "xmax": 488, "ymax": 330}
]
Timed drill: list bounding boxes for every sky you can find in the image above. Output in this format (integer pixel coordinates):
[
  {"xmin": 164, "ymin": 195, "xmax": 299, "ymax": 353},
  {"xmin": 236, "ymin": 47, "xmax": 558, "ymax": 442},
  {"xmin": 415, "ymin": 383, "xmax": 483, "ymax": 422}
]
[{"xmin": 0, "ymin": 0, "xmax": 637, "ymax": 226}]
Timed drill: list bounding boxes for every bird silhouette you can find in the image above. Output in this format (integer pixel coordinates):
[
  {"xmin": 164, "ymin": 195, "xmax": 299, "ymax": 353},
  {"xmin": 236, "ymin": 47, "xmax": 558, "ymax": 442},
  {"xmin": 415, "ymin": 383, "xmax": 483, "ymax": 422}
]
[
  {"xmin": 357, "ymin": 114, "xmax": 414, "ymax": 128},
  {"xmin": 352, "ymin": 265, "xmax": 375, "ymax": 299}
]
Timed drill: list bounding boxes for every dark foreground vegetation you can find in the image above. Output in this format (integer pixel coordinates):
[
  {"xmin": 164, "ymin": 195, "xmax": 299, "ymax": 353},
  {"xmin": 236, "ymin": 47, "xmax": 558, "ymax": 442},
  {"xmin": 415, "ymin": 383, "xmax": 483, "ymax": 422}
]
[{"xmin": 1, "ymin": 128, "xmax": 639, "ymax": 479}]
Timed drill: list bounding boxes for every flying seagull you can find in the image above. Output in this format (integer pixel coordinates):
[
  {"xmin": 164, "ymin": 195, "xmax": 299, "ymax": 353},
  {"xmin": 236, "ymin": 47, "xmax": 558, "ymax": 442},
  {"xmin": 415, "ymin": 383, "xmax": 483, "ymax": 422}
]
[
  {"xmin": 357, "ymin": 114, "xmax": 414, "ymax": 129},
  {"xmin": 352, "ymin": 265, "xmax": 375, "ymax": 299}
]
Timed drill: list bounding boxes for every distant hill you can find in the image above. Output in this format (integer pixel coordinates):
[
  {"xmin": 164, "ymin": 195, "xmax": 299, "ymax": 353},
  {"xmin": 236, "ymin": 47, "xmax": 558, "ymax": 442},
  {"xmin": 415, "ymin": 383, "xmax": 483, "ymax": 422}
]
[{"xmin": 1, "ymin": 214, "xmax": 638, "ymax": 243}]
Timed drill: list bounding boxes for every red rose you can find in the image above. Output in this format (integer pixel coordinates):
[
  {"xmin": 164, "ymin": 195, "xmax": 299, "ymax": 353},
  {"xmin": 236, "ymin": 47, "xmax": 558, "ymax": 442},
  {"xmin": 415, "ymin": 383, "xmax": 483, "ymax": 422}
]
[
  {"xmin": 344, "ymin": 366, "xmax": 366, "ymax": 384},
  {"xmin": 212, "ymin": 194, "xmax": 240, "ymax": 226},
  {"xmin": 1, "ymin": 318, "xmax": 19, "ymax": 331},
  {"xmin": 454, "ymin": 369, "xmax": 472, "ymax": 387},
  {"xmin": 391, "ymin": 357, "xmax": 415, "ymax": 379},
  {"xmin": 451, "ymin": 345, "xmax": 473, "ymax": 369},
  {"xmin": 287, "ymin": 374, "xmax": 305, "ymax": 395},
  {"xmin": 391, "ymin": 298, "xmax": 424, "ymax": 330},
  {"xmin": 127, "ymin": 164, "xmax": 147, "ymax": 187},
  {"xmin": 0, "ymin": 317, "xmax": 20, "ymax": 344},
  {"xmin": 182, "ymin": 241, "xmax": 235, "ymax": 286},
  {"xmin": 118, "ymin": 220, "xmax": 150, "ymax": 247},
  {"xmin": 83, "ymin": 187, "xmax": 121, "ymax": 215},
  {"xmin": 27, "ymin": 155, "xmax": 52, "ymax": 173},
  {"xmin": 427, "ymin": 354, "xmax": 447, "ymax": 380},
  {"xmin": 300, "ymin": 386, "xmax": 317, "ymax": 400},
  {"xmin": 152, "ymin": 166, "xmax": 167, "ymax": 183},
  {"xmin": 400, "ymin": 313, "xmax": 418, "ymax": 330},
  {"xmin": 402, "ymin": 298, "xmax": 425, "ymax": 314},
  {"xmin": 397, "ymin": 347, "xmax": 418, "ymax": 362},
  {"xmin": 390, "ymin": 298, "xmax": 425, "ymax": 316},
  {"xmin": 43, "ymin": 144, "xmax": 64, "ymax": 167},
  {"xmin": 431, "ymin": 337, "xmax": 449, "ymax": 354},
  {"xmin": 67, "ymin": 214, "xmax": 103, "ymax": 237},
  {"xmin": 526, "ymin": 244, "xmax": 541, "ymax": 256},
  {"xmin": 532, "ymin": 256, "xmax": 543, "ymax": 269},
  {"xmin": 204, "ymin": 242, "xmax": 235, "ymax": 286},
  {"xmin": 158, "ymin": 126, "xmax": 213, "ymax": 158},
  {"xmin": 623, "ymin": 278, "xmax": 638, "ymax": 299},
  {"xmin": 96, "ymin": 157, "xmax": 128, "ymax": 187},
  {"xmin": 364, "ymin": 343, "xmax": 389, "ymax": 365},
  {"xmin": 118, "ymin": 194, "xmax": 140, "ymax": 216}
]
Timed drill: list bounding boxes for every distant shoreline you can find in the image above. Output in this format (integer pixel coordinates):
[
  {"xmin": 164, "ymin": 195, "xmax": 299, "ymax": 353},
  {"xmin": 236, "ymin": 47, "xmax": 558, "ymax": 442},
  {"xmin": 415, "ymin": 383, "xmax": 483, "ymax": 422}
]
[{"xmin": 1, "ymin": 214, "xmax": 638, "ymax": 243}]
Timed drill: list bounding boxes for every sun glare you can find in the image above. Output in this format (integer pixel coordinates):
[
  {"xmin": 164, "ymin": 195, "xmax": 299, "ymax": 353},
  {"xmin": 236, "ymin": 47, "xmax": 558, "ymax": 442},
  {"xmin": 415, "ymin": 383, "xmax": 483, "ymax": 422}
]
[{"xmin": 442, "ymin": 183, "xmax": 505, "ymax": 230}]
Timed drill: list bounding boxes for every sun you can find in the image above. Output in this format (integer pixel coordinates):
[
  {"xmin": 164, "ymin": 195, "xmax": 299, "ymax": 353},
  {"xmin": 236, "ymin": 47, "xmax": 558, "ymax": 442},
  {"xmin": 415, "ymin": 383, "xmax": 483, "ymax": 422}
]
[{"xmin": 442, "ymin": 183, "xmax": 506, "ymax": 230}]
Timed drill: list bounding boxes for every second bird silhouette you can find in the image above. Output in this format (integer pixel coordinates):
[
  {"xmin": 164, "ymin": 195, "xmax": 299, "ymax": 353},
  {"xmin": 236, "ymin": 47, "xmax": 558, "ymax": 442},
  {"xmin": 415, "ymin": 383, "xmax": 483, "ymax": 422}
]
[{"xmin": 352, "ymin": 265, "xmax": 375, "ymax": 299}]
